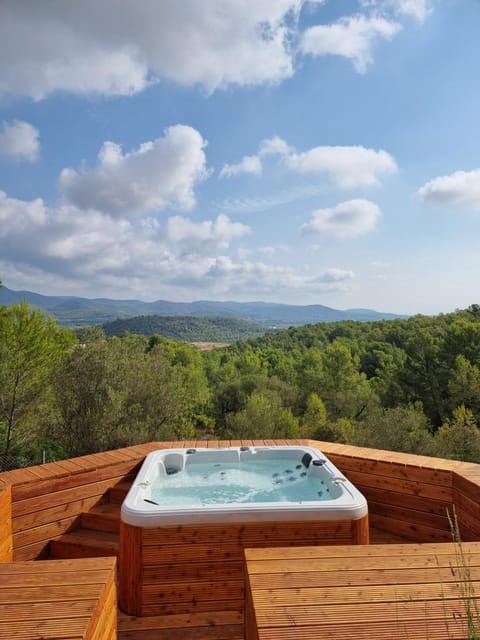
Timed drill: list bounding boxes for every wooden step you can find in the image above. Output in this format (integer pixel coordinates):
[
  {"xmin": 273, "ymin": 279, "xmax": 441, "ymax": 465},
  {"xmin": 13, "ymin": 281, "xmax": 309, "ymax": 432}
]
[
  {"xmin": 117, "ymin": 609, "xmax": 244, "ymax": 640},
  {"xmin": 81, "ymin": 502, "xmax": 121, "ymax": 533},
  {"xmin": 109, "ymin": 479, "xmax": 133, "ymax": 504},
  {"xmin": 49, "ymin": 528, "xmax": 119, "ymax": 559}
]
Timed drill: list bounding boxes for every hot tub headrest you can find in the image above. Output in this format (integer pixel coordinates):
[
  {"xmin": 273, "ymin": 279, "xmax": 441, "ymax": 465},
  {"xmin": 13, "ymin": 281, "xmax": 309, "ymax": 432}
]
[{"xmin": 301, "ymin": 452, "xmax": 313, "ymax": 468}]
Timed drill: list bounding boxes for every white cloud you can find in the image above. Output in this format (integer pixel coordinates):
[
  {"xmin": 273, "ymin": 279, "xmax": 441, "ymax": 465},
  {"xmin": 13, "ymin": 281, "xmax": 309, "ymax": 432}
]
[
  {"xmin": 0, "ymin": 190, "xmax": 249, "ymax": 281},
  {"xmin": 288, "ymin": 145, "xmax": 397, "ymax": 188},
  {"xmin": 300, "ymin": 14, "xmax": 401, "ymax": 73},
  {"xmin": 0, "ymin": 1, "xmax": 433, "ymax": 99},
  {"xmin": 218, "ymin": 184, "xmax": 326, "ymax": 214},
  {"xmin": 313, "ymin": 268, "xmax": 356, "ymax": 283},
  {"xmin": 164, "ymin": 214, "xmax": 250, "ymax": 252},
  {"xmin": 204, "ymin": 256, "xmax": 354, "ymax": 295},
  {"xmin": 60, "ymin": 125, "xmax": 209, "ymax": 215},
  {"xmin": 220, "ymin": 155, "xmax": 262, "ymax": 178},
  {"xmin": 301, "ymin": 199, "xmax": 381, "ymax": 237},
  {"xmin": 0, "ymin": 120, "xmax": 39, "ymax": 162},
  {"xmin": 258, "ymin": 136, "xmax": 293, "ymax": 157},
  {"xmin": 0, "ymin": 1, "xmax": 301, "ymax": 99},
  {"xmin": 0, "ymin": 191, "xmax": 46, "ymax": 234},
  {"xmin": 258, "ymin": 244, "xmax": 291, "ymax": 257},
  {"xmin": 417, "ymin": 169, "xmax": 480, "ymax": 212},
  {"xmin": 362, "ymin": 0, "xmax": 432, "ymax": 22},
  {"xmin": 0, "ymin": 188, "xmax": 356, "ymax": 301},
  {"xmin": 221, "ymin": 137, "xmax": 397, "ymax": 189},
  {"xmin": 219, "ymin": 133, "xmax": 293, "ymax": 177}
]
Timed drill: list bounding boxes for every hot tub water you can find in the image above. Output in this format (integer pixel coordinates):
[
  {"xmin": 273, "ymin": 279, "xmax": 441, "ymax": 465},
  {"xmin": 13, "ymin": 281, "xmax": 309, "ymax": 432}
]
[{"xmin": 151, "ymin": 457, "xmax": 338, "ymax": 506}]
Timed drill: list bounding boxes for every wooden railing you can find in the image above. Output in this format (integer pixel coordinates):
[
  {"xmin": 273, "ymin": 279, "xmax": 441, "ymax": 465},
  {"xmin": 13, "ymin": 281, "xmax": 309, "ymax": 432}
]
[
  {"xmin": 315, "ymin": 440, "xmax": 480, "ymax": 542},
  {"xmin": 0, "ymin": 443, "xmax": 164, "ymax": 560},
  {"xmin": 1, "ymin": 439, "xmax": 480, "ymax": 560}
]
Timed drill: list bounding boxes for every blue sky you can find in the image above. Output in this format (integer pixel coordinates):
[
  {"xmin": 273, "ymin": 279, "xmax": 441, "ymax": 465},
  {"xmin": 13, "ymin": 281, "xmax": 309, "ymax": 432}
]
[{"xmin": 0, "ymin": 0, "xmax": 479, "ymax": 315}]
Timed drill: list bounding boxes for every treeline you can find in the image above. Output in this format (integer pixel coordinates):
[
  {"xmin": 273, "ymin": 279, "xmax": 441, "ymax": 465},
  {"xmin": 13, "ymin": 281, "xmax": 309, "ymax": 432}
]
[
  {"xmin": 102, "ymin": 314, "xmax": 269, "ymax": 342},
  {"xmin": 3, "ymin": 300, "xmax": 480, "ymax": 469}
]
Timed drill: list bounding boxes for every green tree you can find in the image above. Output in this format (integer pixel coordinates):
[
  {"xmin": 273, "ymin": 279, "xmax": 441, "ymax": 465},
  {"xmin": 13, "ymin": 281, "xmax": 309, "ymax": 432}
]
[
  {"xmin": 355, "ymin": 404, "xmax": 434, "ymax": 454},
  {"xmin": 369, "ymin": 344, "xmax": 408, "ymax": 407},
  {"xmin": 318, "ymin": 341, "xmax": 374, "ymax": 421},
  {"xmin": 435, "ymin": 405, "xmax": 480, "ymax": 462},
  {"xmin": 301, "ymin": 393, "xmax": 330, "ymax": 439},
  {"xmin": 401, "ymin": 328, "xmax": 445, "ymax": 427},
  {"xmin": 52, "ymin": 335, "xmax": 200, "ymax": 456},
  {"xmin": 447, "ymin": 355, "xmax": 480, "ymax": 420},
  {"xmin": 0, "ymin": 302, "xmax": 74, "ymax": 468},
  {"xmin": 224, "ymin": 390, "xmax": 300, "ymax": 440}
]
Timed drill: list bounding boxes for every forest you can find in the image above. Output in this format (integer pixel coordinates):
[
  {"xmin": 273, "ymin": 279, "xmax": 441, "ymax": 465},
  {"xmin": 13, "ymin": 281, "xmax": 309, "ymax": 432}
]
[
  {"xmin": 102, "ymin": 314, "xmax": 269, "ymax": 341},
  {"xmin": 2, "ymin": 296, "xmax": 480, "ymax": 470}
]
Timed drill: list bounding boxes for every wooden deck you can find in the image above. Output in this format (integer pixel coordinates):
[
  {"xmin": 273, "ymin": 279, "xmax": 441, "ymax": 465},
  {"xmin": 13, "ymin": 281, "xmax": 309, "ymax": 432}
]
[
  {"xmin": 245, "ymin": 542, "xmax": 480, "ymax": 640},
  {"xmin": 2, "ymin": 439, "xmax": 480, "ymax": 639},
  {"xmin": 0, "ymin": 557, "xmax": 116, "ymax": 640}
]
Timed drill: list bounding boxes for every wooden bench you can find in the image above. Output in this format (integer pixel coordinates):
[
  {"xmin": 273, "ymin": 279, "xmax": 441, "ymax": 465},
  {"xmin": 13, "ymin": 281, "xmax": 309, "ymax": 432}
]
[
  {"xmin": 0, "ymin": 556, "xmax": 117, "ymax": 640},
  {"xmin": 245, "ymin": 542, "xmax": 480, "ymax": 640}
]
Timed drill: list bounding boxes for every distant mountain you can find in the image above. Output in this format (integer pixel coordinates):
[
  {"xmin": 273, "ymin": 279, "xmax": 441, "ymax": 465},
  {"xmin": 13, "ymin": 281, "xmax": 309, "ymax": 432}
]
[{"xmin": 0, "ymin": 286, "xmax": 406, "ymax": 328}]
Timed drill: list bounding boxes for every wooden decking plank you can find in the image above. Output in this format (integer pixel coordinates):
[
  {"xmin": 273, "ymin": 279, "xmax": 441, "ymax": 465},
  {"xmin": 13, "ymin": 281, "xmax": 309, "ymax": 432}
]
[
  {"xmin": 251, "ymin": 581, "xmax": 475, "ymax": 607},
  {"xmin": 245, "ymin": 541, "xmax": 480, "ymax": 561},
  {"xmin": 255, "ymin": 619, "xmax": 476, "ymax": 640},
  {"xmin": 92, "ymin": 603, "xmax": 116, "ymax": 640},
  {"xmin": 19, "ymin": 462, "xmax": 70, "ymax": 480},
  {"xmin": 246, "ymin": 541, "xmax": 480, "ymax": 640},
  {"xmin": 118, "ymin": 624, "xmax": 244, "ymax": 640},
  {"xmin": 339, "ymin": 467, "xmax": 452, "ymax": 501},
  {"xmin": 51, "ymin": 458, "xmax": 89, "ymax": 473},
  {"xmin": 0, "ymin": 558, "xmax": 116, "ymax": 640},
  {"xmin": 253, "ymin": 599, "xmax": 480, "ymax": 626},
  {"xmin": 246, "ymin": 553, "xmax": 480, "ymax": 574},
  {"xmin": 141, "ymin": 599, "xmax": 244, "ymax": 617},
  {"xmin": 13, "ymin": 514, "xmax": 80, "ymax": 548},
  {"xmin": 369, "ymin": 526, "xmax": 409, "ymax": 544},
  {"xmin": 0, "ymin": 599, "xmax": 99, "ymax": 621},
  {"xmin": 0, "ymin": 568, "xmax": 117, "ymax": 587},
  {"xmin": 117, "ymin": 609, "xmax": 243, "ymax": 631},
  {"xmin": 0, "ymin": 557, "xmax": 115, "ymax": 573},
  {"xmin": 11, "ymin": 460, "xmax": 140, "ymax": 503},
  {"xmin": 331, "ymin": 454, "xmax": 454, "ymax": 486},
  {"xmin": 86, "ymin": 573, "xmax": 116, "ymax": 640},
  {"xmin": 0, "ymin": 618, "xmax": 89, "ymax": 639},
  {"xmin": 0, "ymin": 583, "xmax": 111, "ymax": 603},
  {"xmin": 369, "ymin": 499, "xmax": 451, "ymax": 530},
  {"xmin": 366, "ymin": 484, "xmax": 451, "ymax": 516},
  {"xmin": 216, "ymin": 440, "xmax": 235, "ymax": 448},
  {"xmin": 142, "ymin": 579, "xmax": 244, "ymax": 605},
  {"xmin": 248, "ymin": 564, "xmax": 480, "ymax": 589},
  {"xmin": 370, "ymin": 513, "xmax": 454, "ymax": 542},
  {"xmin": 13, "ymin": 494, "xmax": 104, "ymax": 534}
]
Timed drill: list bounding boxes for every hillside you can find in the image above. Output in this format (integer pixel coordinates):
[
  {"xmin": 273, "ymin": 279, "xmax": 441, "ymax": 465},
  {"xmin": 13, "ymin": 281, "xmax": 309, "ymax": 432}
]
[
  {"xmin": 0, "ymin": 286, "xmax": 406, "ymax": 327},
  {"xmin": 102, "ymin": 315, "xmax": 270, "ymax": 342}
]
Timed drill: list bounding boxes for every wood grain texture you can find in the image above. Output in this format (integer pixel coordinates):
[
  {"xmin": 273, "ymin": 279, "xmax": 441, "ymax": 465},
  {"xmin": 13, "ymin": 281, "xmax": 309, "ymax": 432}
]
[
  {"xmin": 5, "ymin": 440, "xmax": 480, "ymax": 638},
  {"xmin": 0, "ymin": 482, "xmax": 12, "ymax": 562},
  {"xmin": 121, "ymin": 514, "xmax": 366, "ymax": 617},
  {"xmin": 246, "ymin": 541, "xmax": 480, "ymax": 640},
  {"xmin": 312, "ymin": 440, "xmax": 458, "ymax": 542},
  {"xmin": 0, "ymin": 557, "xmax": 116, "ymax": 640}
]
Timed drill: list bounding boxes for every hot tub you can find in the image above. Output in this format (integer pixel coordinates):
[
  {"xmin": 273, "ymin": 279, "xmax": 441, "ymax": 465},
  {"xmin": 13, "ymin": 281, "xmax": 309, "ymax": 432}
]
[
  {"xmin": 119, "ymin": 444, "xmax": 368, "ymax": 617},
  {"xmin": 121, "ymin": 445, "xmax": 367, "ymax": 526}
]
